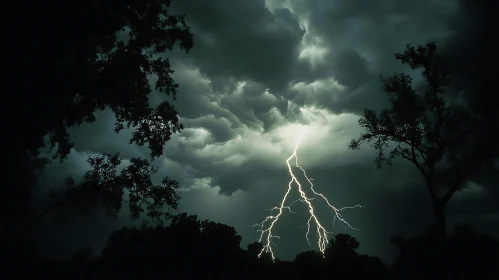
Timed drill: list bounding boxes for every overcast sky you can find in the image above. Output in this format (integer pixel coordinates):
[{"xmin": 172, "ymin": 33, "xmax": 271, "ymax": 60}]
[{"xmin": 36, "ymin": 0, "xmax": 498, "ymax": 262}]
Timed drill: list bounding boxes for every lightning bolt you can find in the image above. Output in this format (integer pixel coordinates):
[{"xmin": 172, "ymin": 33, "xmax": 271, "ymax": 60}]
[{"xmin": 253, "ymin": 128, "xmax": 363, "ymax": 260}]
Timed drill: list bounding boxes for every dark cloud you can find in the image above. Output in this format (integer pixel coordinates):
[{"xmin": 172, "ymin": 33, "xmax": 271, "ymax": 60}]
[
  {"xmin": 438, "ymin": 0, "xmax": 499, "ymax": 211},
  {"xmin": 304, "ymin": 0, "xmax": 456, "ymax": 55},
  {"xmin": 290, "ymin": 49, "xmax": 388, "ymax": 115},
  {"xmin": 282, "ymin": 0, "xmax": 457, "ymax": 115},
  {"xmin": 170, "ymin": 0, "xmax": 305, "ymax": 92},
  {"xmin": 330, "ymin": 49, "xmax": 373, "ymax": 89},
  {"xmin": 33, "ymin": 0, "xmax": 499, "ymax": 263},
  {"xmin": 218, "ymin": 81, "xmax": 289, "ymax": 128},
  {"xmin": 441, "ymin": 0, "xmax": 499, "ymax": 114},
  {"xmin": 164, "ymin": 139, "xmax": 286, "ymax": 195},
  {"xmin": 66, "ymin": 109, "xmax": 149, "ymax": 159},
  {"xmin": 153, "ymin": 63, "xmax": 240, "ymax": 123},
  {"xmin": 181, "ymin": 116, "xmax": 237, "ymax": 143}
]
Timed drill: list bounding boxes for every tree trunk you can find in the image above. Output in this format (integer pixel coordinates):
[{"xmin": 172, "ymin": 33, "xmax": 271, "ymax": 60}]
[
  {"xmin": 431, "ymin": 197, "xmax": 447, "ymax": 239},
  {"xmin": 431, "ymin": 197, "xmax": 451, "ymax": 279}
]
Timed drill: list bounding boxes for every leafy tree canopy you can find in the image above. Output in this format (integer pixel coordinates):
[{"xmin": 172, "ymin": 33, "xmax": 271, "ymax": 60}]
[
  {"xmin": 16, "ymin": 0, "xmax": 193, "ymax": 164},
  {"xmin": 41, "ymin": 154, "xmax": 180, "ymax": 223},
  {"xmin": 100, "ymin": 213, "xmax": 242, "ymax": 263},
  {"xmin": 349, "ymin": 42, "xmax": 498, "ymax": 237},
  {"xmin": 7, "ymin": 0, "xmax": 193, "ymax": 225}
]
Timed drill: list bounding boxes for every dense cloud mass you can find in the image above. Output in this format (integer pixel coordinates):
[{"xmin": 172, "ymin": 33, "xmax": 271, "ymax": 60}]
[{"xmin": 35, "ymin": 0, "xmax": 498, "ymax": 262}]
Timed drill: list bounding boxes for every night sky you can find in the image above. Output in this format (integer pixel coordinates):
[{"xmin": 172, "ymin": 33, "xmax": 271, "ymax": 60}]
[{"xmin": 34, "ymin": 0, "xmax": 498, "ymax": 263}]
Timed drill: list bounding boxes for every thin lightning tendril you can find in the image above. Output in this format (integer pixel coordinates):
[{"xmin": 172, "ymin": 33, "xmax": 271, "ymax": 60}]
[{"xmin": 252, "ymin": 129, "xmax": 363, "ymax": 260}]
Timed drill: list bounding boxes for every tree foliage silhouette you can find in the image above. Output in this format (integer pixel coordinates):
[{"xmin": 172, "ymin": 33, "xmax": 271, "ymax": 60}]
[
  {"xmin": 14, "ymin": 0, "xmax": 193, "ymax": 163},
  {"xmin": 20, "ymin": 217, "xmax": 497, "ymax": 280},
  {"xmin": 98, "ymin": 213, "xmax": 243, "ymax": 279},
  {"xmin": 390, "ymin": 224, "xmax": 499, "ymax": 280},
  {"xmin": 39, "ymin": 154, "xmax": 180, "ymax": 224},
  {"xmin": 294, "ymin": 250, "xmax": 325, "ymax": 278},
  {"xmin": 349, "ymin": 42, "xmax": 497, "ymax": 238},
  {"xmin": 6, "ymin": 0, "xmax": 193, "ymax": 227},
  {"xmin": 290, "ymin": 233, "xmax": 386, "ymax": 279}
]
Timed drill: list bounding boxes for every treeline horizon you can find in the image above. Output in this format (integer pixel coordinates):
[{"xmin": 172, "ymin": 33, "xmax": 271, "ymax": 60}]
[{"xmin": 8, "ymin": 213, "xmax": 498, "ymax": 280}]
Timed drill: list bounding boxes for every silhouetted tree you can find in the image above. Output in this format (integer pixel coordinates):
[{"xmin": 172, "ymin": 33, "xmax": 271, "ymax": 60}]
[
  {"xmin": 295, "ymin": 250, "xmax": 324, "ymax": 264},
  {"xmin": 233, "ymin": 241, "xmax": 274, "ymax": 279},
  {"xmin": 325, "ymin": 233, "xmax": 359, "ymax": 259},
  {"xmin": 18, "ymin": 217, "xmax": 394, "ymax": 280},
  {"xmin": 6, "ymin": 0, "xmax": 194, "ymax": 233},
  {"xmin": 98, "ymin": 213, "xmax": 246, "ymax": 279},
  {"xmin": 323, "ymin": 233, "xmax": 359, "ymax": 275},
  {"xmin": 245, "ymin": 241, "xmax": 273, "ymax": 263},
  {"xmin": 12, "ymin": 0, "xmax": 193, "ymax": 163},
  {"xmin": 349, "ymin": 42, "xmax": 497, "ymax": 239},
  {"xmin": 99, "ymin": 219, "xmax": 196, "ymax": 278},
  {"xmin": 294, "ymin": 250, "xmax": 326, "ymax": 279},
  {"xmin": 71, "ymin": 247, "xmax": 94, "ymax": 264},
  {"xmin": 39, "ymin": 155, "xmax": 180, "ymax": 225},
  {"xmin": 199, "ymin": 220, "xmax": 242, "ymax": 259},
  {"xmin": 322, "ymin": 233, "xmax": 387, "ymax": 279},
  {"xmin": 197, "ymin": 220, "xmax": 243, "ymax": 279},
  {"xmin": 247, "ymin": 242, "xmax": 264, "ymax": 259},
  {"xmin": 390, "ymin": 225, "xmax": 499, "ymax": 280}
]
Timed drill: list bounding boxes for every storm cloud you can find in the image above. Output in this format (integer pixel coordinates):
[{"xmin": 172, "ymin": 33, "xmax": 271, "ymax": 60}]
[{"xmin": 36, "ymin": 0, "xmax": 498, "ymax": 262}]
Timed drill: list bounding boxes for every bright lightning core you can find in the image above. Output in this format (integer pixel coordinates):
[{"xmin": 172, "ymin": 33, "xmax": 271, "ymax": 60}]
[{"xmin": 253, "ymin": 128, "xmax": 363, "ymax": 260}]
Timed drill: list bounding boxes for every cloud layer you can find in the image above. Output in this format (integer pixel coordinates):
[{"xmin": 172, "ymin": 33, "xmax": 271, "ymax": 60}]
[{"xmin": 36, "ymin": 0, "xmax": 498, "ymax": 262}]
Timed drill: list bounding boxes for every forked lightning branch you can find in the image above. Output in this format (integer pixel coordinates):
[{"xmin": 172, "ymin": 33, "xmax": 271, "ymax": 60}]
[{"xmin": 253, "ymin": 128, "xmax": 363, "ymax": 260}]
